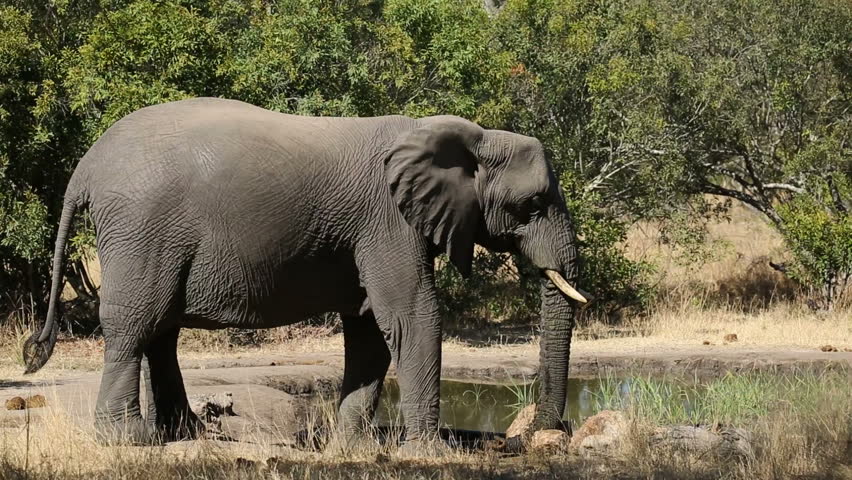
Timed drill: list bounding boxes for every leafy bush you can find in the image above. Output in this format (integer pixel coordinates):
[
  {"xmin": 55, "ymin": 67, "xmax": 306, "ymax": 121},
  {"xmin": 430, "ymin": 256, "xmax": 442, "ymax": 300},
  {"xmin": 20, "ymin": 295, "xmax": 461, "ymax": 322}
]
[
  {"xmin": 779, "ymin": 195, "xmax": 852, "ymax": 309},
  {"xmin": 1, "ymin": 0, "xmax": 849, "ymax": 333}
]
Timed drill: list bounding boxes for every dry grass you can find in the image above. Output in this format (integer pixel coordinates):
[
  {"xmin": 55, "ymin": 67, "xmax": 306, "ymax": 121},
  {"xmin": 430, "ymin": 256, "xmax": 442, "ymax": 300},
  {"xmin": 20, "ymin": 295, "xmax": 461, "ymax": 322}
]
[
  {"xmin": 0, "ymin": 393, "xmax": 572, "ymax": 480},
  {"xmin": 639, "ymin": 299, "xmax": 851, "ymax": 348},
  {"xmin": 616, "ymin": 371, "xmax": 852, "ymax": 480},
  {"xmin": 2, "ymin": 371, "xmax": 849, "ymax": 480},
  {"xmin": 626, "ymin": 201, "xmax": 814, "ymax": 310}
]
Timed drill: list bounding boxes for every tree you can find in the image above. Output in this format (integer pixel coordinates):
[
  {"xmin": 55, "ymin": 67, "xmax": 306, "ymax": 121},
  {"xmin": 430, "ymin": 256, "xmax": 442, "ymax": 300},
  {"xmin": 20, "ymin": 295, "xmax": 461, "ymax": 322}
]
[
  {"xmin": 496, "ymin": 0, "xmax": 851, "ymax": 308},
  {"xmin": 0, "ymin": 2, "xmax": 95, "ymax": 310},
  {"xmin": 1, "ymin": 0, "xmax": 520, "ymax": 328}
]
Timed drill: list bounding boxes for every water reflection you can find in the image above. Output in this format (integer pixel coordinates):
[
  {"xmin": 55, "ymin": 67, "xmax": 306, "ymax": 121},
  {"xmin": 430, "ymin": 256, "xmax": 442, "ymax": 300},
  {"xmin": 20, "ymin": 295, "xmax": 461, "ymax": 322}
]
[{"xmin": 376, "ymin": 377, "xmax": 639, "ymax": 432}]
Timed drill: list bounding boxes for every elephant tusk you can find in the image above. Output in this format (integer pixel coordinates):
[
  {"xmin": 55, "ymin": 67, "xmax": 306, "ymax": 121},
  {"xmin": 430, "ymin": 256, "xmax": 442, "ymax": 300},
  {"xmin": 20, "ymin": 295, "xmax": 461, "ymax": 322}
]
[{"xmin": 544, "ymin": 270, "xmax": 589, "ymax": 303}]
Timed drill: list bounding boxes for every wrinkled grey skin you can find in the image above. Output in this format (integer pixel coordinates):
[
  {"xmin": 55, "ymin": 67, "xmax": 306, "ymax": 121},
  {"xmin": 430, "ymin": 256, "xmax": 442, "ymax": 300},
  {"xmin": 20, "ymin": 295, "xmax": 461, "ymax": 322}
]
[{"xmin": 24, "ymin": 98, "xmax": 580, "ymax": 446}]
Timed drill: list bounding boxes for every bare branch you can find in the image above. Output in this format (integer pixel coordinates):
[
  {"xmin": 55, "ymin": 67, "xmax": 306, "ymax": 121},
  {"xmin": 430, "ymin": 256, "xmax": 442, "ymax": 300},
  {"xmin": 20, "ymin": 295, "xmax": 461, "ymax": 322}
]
[
  {"xmin": 762, "ymin": 183, "xmax": 805, "ymax": 194},
  {"xmin": 701, "ymin": 182, "xmax": 784, "ymax": 227},
  {"xmin": 826, "ymin": 175, "xmax": 849, "ymax": 214}
]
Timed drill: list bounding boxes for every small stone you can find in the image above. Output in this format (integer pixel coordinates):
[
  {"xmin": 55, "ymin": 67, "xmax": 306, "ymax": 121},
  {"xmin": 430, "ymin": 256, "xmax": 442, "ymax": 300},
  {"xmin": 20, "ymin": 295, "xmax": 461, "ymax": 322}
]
[
  {"xmin": 188, "ymin": 392, "xmax": 235, "ymax": 421},
  {"xmin": 820, "ymin": 345, "xmax": 838, "ymax": 352},
  {"xmin": 5, "ymin": 397, "xmax": 26, "ymax": 410},
  {"xmin": 25, "ymin": 394, "xmax": 47, "ymax": 409},
  {"xmin": 723, "ymin": 333, "xmax": 738, "ymax": 342},
  {"xmin": 505, "ymin": 403, "xmax": 536, "ymax": 441},
  {"xmin": 530, "ymin": 429, "xmax": 570, "ymax": 452},
  {"xmin": 702, "ymin": 340, "xmax": 711, "ymax": 345}
]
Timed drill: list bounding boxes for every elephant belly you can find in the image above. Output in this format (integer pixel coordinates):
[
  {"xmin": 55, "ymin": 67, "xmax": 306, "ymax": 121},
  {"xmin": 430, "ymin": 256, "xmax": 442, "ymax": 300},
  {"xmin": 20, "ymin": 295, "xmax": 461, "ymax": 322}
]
[{"xmin": 181, "ymin": 253, "xmax": 366, "ymax": 329}]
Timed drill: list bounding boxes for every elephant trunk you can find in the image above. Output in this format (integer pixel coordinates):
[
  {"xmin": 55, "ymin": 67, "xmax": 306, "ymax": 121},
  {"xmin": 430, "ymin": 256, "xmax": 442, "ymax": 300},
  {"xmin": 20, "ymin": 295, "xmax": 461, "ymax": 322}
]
[
  {"xmin": 531, "ymin": 215, "xmax": 580, "ymax": 432},
  {"xmin": 532, "ymin": 279, "xmax": 576, "ymax": 431}
]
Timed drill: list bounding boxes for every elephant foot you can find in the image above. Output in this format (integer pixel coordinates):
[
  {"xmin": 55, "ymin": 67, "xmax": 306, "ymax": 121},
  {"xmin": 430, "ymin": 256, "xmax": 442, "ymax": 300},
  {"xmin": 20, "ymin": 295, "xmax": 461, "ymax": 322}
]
[
  {"xmin": 155, "ymin": 409, "xmax": 205, "ymax": 442},
  {"xmin": 325, "ymin": 429, "xmax": 382, "ymax": 455},
  {"xmin": 397, "ymin": 437, "xmax": 453, "ymax": 458},
  {"xmin": 94, "ymin": 416, "xmax": 162, "ymax": 446},
  {"xmin": 501, "ymin": 435, "xmax": 526, "ymax": 453}
]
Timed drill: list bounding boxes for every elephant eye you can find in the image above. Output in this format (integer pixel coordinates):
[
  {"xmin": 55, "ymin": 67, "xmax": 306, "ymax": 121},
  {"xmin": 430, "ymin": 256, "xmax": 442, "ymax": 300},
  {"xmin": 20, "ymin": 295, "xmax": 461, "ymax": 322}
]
[
  {"xmin": 508, "ymin": 194, "xmax": 546, "ymax": 222},
  {"xmin": 530, "ymin": 194, "xmax": 547, "ymax": 212},
  {"xmin": 525, "ymin": 193, "xmax": 547, "ymax": 216}
]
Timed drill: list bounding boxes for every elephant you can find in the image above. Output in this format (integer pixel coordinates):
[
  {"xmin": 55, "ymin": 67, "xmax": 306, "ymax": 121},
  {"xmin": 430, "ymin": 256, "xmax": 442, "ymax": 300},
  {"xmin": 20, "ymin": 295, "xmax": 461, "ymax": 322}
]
[{"xmin": 22, "ymin": 97, "xmax": 588, "ymax": 447}]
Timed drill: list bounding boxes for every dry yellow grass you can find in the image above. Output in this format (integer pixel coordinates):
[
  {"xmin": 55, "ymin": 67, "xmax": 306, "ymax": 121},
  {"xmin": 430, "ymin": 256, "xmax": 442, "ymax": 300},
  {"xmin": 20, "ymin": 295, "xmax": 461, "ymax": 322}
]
[
  {"xmin": 624, "ymin": 200, "xmax": 821, "ymax": 309},
  {"xmin": 639, "ymin": 300, "xmax": 851, "ymax": 349},
  {"xmin": 2, "ymin": 374, "xmax": 849, "ymax": 480},
  {"xmin": 0, "ymin": 394, "xmax": 548, "ymax": 480}
]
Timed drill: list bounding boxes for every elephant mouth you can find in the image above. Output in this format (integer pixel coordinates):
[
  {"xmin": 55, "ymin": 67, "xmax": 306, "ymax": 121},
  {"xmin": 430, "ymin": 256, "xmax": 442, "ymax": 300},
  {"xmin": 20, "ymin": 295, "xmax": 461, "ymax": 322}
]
[{"xmin": 543, "ymin": 269, "xmax": 591, "ymax": 304}]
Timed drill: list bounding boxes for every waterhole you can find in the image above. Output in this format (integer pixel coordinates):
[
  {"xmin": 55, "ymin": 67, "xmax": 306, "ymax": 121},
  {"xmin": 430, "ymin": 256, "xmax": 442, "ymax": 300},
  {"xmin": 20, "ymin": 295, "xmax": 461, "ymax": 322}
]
[{"xmin": 375, "ymin": 377, "xmax": 650, "ymax": 433}]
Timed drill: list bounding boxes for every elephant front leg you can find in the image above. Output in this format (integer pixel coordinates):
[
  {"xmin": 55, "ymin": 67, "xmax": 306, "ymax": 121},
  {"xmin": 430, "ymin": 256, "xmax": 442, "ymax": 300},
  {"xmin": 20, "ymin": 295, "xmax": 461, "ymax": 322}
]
[
  {"xmin": 357, "ymin": 243, "xmax": 445, "ymax": 452},
  {"xmin": 337, "ymin": 312, "xmax": 391, "ymax": 447},
  {"xmin": 368, "ymin": 292, "xmax": 443, "ymax": 450},
  {"xmin": 387, "ymin": 304, "xmax": 442, "ymax": 446}
]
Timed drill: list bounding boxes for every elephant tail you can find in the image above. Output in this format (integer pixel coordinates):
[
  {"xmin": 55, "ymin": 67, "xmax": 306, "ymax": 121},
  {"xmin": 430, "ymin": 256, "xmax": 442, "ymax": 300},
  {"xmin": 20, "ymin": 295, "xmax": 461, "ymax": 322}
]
[{"xmin": 23, "ymin": 180, "xmax": 83, "ymax": 374}]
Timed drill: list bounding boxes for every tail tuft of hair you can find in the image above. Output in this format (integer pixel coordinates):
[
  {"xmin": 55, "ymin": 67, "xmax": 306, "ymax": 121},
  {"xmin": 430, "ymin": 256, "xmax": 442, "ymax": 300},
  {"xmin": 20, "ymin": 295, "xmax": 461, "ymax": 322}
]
[{"xmin": 22, "ymin": 322, "xmax": 58, "ymax": 375}]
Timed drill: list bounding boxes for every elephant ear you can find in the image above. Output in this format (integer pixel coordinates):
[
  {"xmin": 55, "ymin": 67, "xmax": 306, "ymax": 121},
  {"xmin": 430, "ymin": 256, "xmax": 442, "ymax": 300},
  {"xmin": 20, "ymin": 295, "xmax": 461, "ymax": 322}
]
[{"xmin": 384, "ymin": 118, "xmax": 483, "ymax": 277}]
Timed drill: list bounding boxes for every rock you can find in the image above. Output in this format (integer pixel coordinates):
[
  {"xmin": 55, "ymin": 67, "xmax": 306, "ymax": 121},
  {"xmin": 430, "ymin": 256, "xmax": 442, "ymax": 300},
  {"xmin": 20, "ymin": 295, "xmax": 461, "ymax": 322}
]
[
  {"xmin": 530, "ymin": 429, "xmax": 570, "ymax": 452},
  {"xmin": 5, "ymin": 395, "xmax": 47, "ymax": 410},
  {"xmin": 702, "ymin": 340, "xmax": 711, "ymax": 345},
  {"xmin": 820, "ymin": 345, "xmax": 838, "ymax": 352},
  {"xmin": 25, "ymin": 395, "xmax": 47, "ymax": 409},
  {"xmin": 505, "ymin": 403, "xmax": 536, "ymax": 441},
  {"xmin": 188, "ymin": 392, "xmax": 235, "ymax": 421},
  {"xmin": 718, "ymin": 426, "xmax": 754, "ymax": 458},
  {"xmin": 5, "ymin": 397, "xmax": 25, "ymax": 411},
  {"xmin": 723, "ymin": 333, "xmax": 738, "ymax": 342},
  {"xmin": 569, "ymin": 410, "xmax": 628, "ymax": 455},
  {"xmin": 651, "ymin": 425, "xmax": 722, "ymax": 452},
  {"xmin": 650, "ymin": 425, "xmax": 753, "ymax": 458}
]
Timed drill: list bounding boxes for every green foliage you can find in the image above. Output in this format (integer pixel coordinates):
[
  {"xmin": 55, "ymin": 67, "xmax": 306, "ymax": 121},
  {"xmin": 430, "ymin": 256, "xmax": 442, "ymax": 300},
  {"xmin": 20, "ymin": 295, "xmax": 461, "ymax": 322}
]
[
  {"xmin": 0, "ymin": 189, "xmax": 51, "ymax": 261},
  {"xmin": 562, "ymin": 176, "xmax": 657, "ymax": 318},
  {"xmin": 497, "ymin": 0, "xmax": 852, "ymax": 307},
  {"xmin": 504, "ymin": 376, "xmax": 536, "ymax": 415},
  {"xmin": 1, "ymin": 0, "xmax": 849, "ymax": 328},
  {"xmin": 595, "ymin": 370, "xmax": 852, "ymax": 426},
  {"xmin": 435, "ymin": 251, "xmax": 540, "ymax": 326},
  {"xmin": 66, "ymin": 0, "xmax": 218, "ymax": 140},
  {"xmin": 779, "ymin": 194, "xmax": 852, "ymax": 307}
]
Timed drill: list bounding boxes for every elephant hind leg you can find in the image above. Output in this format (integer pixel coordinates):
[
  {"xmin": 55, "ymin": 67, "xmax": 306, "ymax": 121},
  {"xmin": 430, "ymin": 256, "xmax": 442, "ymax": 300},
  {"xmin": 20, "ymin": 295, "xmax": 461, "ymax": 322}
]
[
  {"xmin": 94, "ymin": 254, "xmax": 189, "ymax": 445},
  {"xmin": 142, "ymin": 327, "xmax": 202, "ymax": 441},
  {"xmin": 94, "ymin": 304, "xmax": 157, "ymax": 445},
  {"xmin": 337, "ymin": 311, "xmax": 392, "ymax": 445}
]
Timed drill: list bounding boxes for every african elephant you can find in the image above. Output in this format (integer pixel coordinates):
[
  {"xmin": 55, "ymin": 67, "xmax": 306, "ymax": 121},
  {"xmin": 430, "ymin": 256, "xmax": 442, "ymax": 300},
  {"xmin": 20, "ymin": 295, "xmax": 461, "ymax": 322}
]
[{"xmin": 23, "ymin": 97, "xmax": 587, "ymax": 447}]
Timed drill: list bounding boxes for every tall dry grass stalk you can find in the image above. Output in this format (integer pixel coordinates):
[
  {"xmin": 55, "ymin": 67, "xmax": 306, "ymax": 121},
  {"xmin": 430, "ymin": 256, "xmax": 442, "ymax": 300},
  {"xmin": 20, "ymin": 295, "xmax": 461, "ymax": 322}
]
[{"xmin": 614, "ymin": 371, "xmax": 852, "ymax": 480}]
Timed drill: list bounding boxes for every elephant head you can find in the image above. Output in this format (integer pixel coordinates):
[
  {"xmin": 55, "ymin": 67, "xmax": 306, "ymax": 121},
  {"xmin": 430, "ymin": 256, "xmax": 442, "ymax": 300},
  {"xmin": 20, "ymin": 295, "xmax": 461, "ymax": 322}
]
[{"xmin": 385, "ymin": 116, "xmax": 588, "ymax": 433}]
